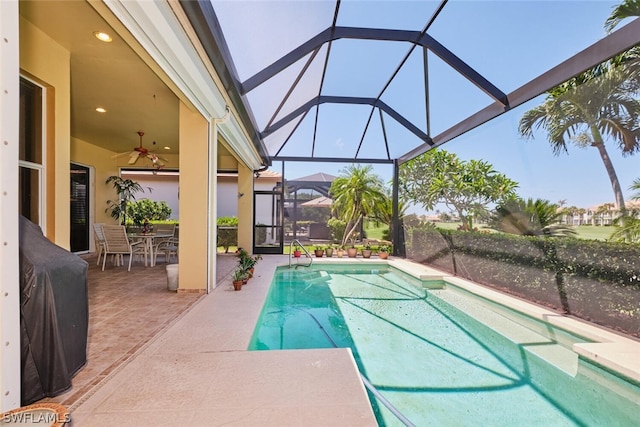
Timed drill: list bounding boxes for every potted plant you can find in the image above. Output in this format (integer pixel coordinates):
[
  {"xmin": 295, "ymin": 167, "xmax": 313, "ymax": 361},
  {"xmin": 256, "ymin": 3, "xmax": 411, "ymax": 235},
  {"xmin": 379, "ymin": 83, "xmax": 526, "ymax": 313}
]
[
  {"xmin": 325, "ymin": 245, "xmax": 334, "ymax": 258},
  {"xmin": 314, "ymin": 245, "xmax": 325, "ymax": 257},
  {"xmin": 236, "ymin": 248, "xmax": 261, "ymax": 280},
  {"xmin": 105, "ymin": 175, "xmax": 150, "ymax": 227},
  {"xmin": 378, "ymin": 245, "xmax": 390, "ymax": 259},
  {"xmin": 347, "ymin": 245, "xmax": 358, "ymax": 258},
  {"xmin": 362, "ymin": 244, "xmax": 373, "ymax": 258},
  {"xmin": 336, "ymin": 246, "xmax": 344, "ymax": 258},
  {"xmin": 293, "ymin": 248, "xmax": 302, "ymax": 258},
  {"xmin": 232, "ymin": 268, "xmax": 246, "ymax": 291}
]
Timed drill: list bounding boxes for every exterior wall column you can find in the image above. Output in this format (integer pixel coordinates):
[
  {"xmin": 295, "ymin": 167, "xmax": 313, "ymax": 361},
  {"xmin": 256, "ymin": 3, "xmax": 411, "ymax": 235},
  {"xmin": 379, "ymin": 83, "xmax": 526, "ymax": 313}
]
[
  {"xmin": 177, "ymin": 102, "xmax": 209, "ymax": 292},
  {"xmin": 237, "ymin": 162, "xmax": 253, "ymax": 252},
  {"xmin": 0, "ymin": 0, "xmax": 21, "ymax": 411},
  {"xmin": 19, "ymin": 16, "xmax": 71, "ymax": 247}
]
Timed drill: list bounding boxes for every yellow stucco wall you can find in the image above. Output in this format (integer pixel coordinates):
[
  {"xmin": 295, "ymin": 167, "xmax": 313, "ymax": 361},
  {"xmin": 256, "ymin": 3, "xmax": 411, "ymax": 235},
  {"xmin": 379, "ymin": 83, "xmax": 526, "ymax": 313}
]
[
  {"xmin": 19, "ymin": 16, "xmax": 71, "ymax": 248},
  {"xmin": 70, "ymin": 137, "xmax": 122, "ymax": 227},
  {"xmin": 237, "ymin": 162, "xmax": 253, "ymax": 251},
  {"xmin": 177, "ymin": 102, "xmax": 209, "ymax": 291}
]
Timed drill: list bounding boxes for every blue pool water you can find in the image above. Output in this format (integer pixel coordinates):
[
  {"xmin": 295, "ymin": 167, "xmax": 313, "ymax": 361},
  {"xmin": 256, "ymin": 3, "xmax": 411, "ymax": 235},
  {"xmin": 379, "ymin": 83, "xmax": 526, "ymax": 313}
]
[{"xmin": 248, "ymin": 265, "xmax": 640, "ymax": 426}]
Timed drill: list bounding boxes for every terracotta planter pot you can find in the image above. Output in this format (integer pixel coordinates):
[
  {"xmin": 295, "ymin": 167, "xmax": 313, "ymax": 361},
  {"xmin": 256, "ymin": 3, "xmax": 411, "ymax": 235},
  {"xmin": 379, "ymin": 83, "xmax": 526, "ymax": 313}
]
[
  {"xmin": 233, "ymin": 280, "xmax": 243, "ymax": 291},
  {"xmin": 362, "ymin": 249, "xmax": 372, "ymax": 258},
  {"xmin": 314, "ymin": 250, "xmax": 324, "ymax": 258},
  {"xmin": 378, "ymin": 251, "xmax": 389, "ymax": 260},
  {"xmin": 347, "ymin": 247, "xmax": 358, "ymax": 258}
]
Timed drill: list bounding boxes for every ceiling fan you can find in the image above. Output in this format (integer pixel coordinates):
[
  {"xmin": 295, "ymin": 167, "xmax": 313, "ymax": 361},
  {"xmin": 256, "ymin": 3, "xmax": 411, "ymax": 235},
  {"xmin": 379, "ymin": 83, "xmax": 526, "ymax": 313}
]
[{"xmin": 112, "ymin": 131, "xmax": 168, "ymax": 169}]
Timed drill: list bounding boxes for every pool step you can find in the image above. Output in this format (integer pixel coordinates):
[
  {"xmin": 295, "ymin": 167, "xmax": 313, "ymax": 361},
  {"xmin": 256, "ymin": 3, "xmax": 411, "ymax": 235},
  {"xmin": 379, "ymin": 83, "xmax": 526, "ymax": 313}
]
[
  {"xmin": 431, "ymin": 289, "xmax": 579, "ymax": 376},
  {"xmin": 280, "ymin": 269, "xmax": 330, "ymax": 286}
]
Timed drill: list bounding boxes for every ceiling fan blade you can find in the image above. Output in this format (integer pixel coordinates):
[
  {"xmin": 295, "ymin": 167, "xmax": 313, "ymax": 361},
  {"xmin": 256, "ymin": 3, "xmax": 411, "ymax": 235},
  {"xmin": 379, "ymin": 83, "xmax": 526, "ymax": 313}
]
[
  {"xmin": 111, "ymin": 151, "xmax": 131, "ymax": 159},
  {"xmin": 128, "ymin": 151, "xmax": 141, "ymax": 164}
]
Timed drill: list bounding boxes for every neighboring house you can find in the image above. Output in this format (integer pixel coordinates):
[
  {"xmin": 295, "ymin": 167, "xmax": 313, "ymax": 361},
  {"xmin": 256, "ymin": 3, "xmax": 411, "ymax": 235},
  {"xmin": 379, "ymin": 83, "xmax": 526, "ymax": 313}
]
[{"xmin": 561, "ymin": 201, "xmax": 640, "ymax": 227}]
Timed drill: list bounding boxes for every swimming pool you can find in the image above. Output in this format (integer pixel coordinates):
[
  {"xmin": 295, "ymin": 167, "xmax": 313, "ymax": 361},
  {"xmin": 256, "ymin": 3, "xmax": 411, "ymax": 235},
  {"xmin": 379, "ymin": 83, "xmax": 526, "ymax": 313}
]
[{"xmin": 248, "ymin": 264, "xmax": 640, "ymax": 426}]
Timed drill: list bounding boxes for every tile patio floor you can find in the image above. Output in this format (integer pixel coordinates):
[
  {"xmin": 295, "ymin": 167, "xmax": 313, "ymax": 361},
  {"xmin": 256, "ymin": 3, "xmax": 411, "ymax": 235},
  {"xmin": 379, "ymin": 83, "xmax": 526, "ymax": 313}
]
[{"xmin": 40, "ymin": 253, "xmax": 237, "ymax": 409}]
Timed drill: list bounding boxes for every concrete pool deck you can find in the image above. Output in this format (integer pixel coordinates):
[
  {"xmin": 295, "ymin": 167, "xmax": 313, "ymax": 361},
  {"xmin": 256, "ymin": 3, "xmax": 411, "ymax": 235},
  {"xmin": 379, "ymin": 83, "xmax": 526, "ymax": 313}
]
[
  {"xmin": 69, "ymin": 255, "xmax": 377, "ymax": 426},
  {"xmin": 68, "ymin": 256, "xmax": 640, "ymax": 425}
]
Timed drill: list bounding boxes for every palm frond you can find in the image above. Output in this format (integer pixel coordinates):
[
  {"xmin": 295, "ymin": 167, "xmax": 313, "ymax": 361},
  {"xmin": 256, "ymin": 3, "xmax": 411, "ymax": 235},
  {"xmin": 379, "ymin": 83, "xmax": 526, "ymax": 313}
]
[{"xmin": 605, "ymin": 0, "xmax": 640, "ymax": 33}]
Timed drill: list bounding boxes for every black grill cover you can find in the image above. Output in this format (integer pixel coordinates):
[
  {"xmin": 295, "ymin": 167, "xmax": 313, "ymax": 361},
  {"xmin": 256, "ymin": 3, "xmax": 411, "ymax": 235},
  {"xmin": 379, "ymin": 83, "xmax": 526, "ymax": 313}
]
[{"xmin": 19, "ymin": 216, "xmax": 88, "ymax": 405}]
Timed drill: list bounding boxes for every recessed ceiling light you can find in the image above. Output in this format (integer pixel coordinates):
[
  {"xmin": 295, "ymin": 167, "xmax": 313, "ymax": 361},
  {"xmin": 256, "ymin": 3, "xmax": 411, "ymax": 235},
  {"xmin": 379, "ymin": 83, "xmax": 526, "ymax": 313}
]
[
  {"xmin": 93, "ymin": 31, "xmax": 112, "ymax": 43},
  {"xmin": 95, "ymin": 107, "xmax": 106, "ymax": 113},
  {"xmin": 163, "ymin": 146, "xmax": 171, "ymax": 150}
]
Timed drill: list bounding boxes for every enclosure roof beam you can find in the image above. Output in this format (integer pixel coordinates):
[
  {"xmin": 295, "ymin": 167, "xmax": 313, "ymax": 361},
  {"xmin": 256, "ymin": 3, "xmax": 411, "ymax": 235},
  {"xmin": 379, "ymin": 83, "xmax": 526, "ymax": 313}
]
[
  {"xmin": 261, "ymin": 95, "xmax": 431, "ymax": 145},
  {"xmin": 241, "ymin": 26, "xmax": 507, "ymax": 106},
  {"xmin": 398, "ymin": 17, "xmax": 640, "ymax": 164},
  {"xmin": 274, "ymin": 156, "xmax": 394, "ymax": 164}
]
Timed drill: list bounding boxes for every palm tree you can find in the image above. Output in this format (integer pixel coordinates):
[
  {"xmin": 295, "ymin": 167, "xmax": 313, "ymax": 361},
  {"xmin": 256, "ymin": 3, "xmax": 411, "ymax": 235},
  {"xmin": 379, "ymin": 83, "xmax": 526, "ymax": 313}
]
[
  {"xmin": 604, "ymin": 1, "xmax": 640, "ymax": 95},
  {"xmin": 329, "ymin": 165, "xmax": 385, "ymax": 247},
  {"xmin": 489, "ymin": 197, "xmax": 575, "ymax": 237},
  {"xmin": 611, "ymin": 177, "xmax": 640, "ymax": 242},
  {"xmin": 519, "ymin": 67, "xmax": 640, "ymax": 212},
  {"xmin": 105, "ymin": 175, "xmax": 148, "ymax": 225},
  {"xmin": 605, "ymin": 0, "xmax": 640, "ymax": 33},
  {"xmin": 369, "ymin": 190, "xmax": 407, "ymax": 242}
]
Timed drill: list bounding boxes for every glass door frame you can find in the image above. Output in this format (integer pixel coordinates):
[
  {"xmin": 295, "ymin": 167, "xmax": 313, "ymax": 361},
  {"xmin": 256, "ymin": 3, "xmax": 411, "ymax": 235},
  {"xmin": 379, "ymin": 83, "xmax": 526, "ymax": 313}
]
[
  {"xmin": 70, "ymin": 162, "xmax": 91, "ymax": 253},
  {"xmin": 253, "ymin": 189, "xmax": 284, "ymax": 254}
]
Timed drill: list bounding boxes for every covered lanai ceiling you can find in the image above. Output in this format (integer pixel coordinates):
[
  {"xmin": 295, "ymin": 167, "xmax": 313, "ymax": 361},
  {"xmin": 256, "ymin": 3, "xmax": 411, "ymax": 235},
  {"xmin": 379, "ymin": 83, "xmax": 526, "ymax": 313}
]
[{"xmin": 181, "ymin": 0, "xmax": 640, "ymax": 167}]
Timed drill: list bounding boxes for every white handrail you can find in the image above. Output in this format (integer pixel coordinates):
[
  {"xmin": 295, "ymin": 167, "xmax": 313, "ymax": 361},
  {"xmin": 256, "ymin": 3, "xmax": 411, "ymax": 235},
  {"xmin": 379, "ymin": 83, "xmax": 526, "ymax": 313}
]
[{"xmin": 289, "ymin": 239, "xmax": 312, "ymax": 268}]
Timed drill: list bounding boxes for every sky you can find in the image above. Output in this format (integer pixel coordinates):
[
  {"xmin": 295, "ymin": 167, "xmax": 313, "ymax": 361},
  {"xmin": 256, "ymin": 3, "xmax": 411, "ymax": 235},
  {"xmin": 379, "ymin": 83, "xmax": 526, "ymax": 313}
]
[{"xmin": 213, "ymin": 0, "xmax": 638, "ymax": 215}]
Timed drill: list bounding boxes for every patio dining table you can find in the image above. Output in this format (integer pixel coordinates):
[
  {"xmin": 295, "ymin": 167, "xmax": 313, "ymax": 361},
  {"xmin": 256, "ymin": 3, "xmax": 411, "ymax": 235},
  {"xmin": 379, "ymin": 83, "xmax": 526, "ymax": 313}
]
[{"xmin": 128, "ymin": 232, "xmax": 174, "ymax": 267}]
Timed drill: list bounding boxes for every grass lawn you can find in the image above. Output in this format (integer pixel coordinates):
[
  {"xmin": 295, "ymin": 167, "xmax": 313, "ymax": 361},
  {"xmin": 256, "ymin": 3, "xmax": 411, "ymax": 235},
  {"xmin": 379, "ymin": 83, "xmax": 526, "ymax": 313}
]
[
  {"xmin": 364, "ymin": 221, "xmax": 387, "ymax": 240},
  {"xmin": 218, "ymin": 222, "xmax": 615, "ymax": 256},
  {"xmin": 573, "ymin": 225, "xmax": 615, "ymax": 241}
]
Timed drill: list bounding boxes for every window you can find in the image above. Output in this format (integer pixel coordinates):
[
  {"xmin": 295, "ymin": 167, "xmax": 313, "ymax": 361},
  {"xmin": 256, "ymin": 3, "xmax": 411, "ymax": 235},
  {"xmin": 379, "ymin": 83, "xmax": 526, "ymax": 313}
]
[{"xmin": 19, "ymin": 77, "xmax": 45, "ymax": 226}]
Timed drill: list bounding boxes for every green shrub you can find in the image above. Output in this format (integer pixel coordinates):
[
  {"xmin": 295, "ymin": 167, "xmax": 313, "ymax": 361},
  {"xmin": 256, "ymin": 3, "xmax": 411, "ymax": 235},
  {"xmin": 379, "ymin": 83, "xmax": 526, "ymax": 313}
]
[
  {"xmin": 126, "ymin": 198, "xmax": 171, "ymax": 224},
  {"xmin": 327, "ymin": 217, "xmax": 346, "ymax": 243},
  {"xmin": 217, "ymin": 216, "xmax": 239, "ymax": 226},
  {"xmin": 255, "ymin": 223, "xmax": 267, "ymax": 245},
  {"xmin": 404, "ymin": 227, "xmax": 640, "ymax": 337},
  {"xmin": 217, "ymin": 216, "xmax": 238, "ymax": 253}
]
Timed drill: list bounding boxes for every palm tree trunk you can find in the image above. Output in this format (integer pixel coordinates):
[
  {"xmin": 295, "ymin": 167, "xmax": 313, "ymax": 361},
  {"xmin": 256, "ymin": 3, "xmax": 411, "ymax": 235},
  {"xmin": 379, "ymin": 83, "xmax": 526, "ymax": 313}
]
[
  {"xmin": 341, "ymin": 205, "xmax": 359, "ymax": 247},
  {"xmin": 591, "ymin": 127, "xmax": 625, "ymax": 212},
  {"xmin": 343, "ymin": 215, "xmax": 363, "ymax": 247}
]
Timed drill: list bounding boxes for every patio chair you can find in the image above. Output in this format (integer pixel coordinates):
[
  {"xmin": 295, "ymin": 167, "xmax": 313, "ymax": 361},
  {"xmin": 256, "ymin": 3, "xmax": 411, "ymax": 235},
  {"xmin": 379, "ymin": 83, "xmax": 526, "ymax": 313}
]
[
  {"xmin": 153, "ymin": 223, "xmax": 176, "ymax": 237},
  {"xmin": 92, "ymin": 223, "xmax": 106, "ymax": 266},
  {"xmin": 154, "ymin": 235, "xmax": 178, "ymax": 264},
  {"xmin": 101, "ymin": 225, "xmax": 146, "ymax": 271},
  {"xmin": 153, "ymin": 223, "xmax": 178, "ymax": 264}
]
